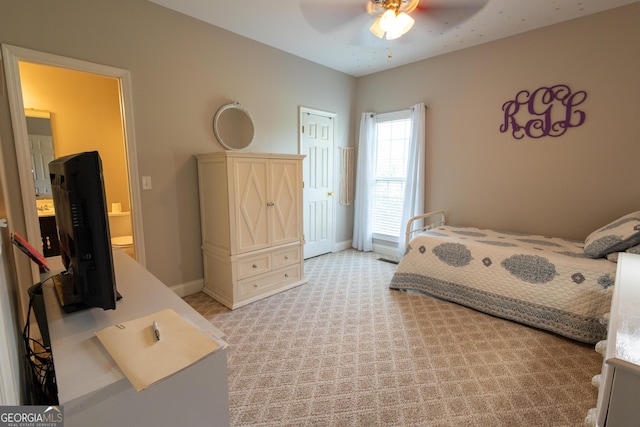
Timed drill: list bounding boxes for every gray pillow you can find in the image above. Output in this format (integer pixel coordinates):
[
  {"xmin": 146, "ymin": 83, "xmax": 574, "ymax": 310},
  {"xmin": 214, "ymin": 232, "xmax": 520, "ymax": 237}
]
[{"xmin": 584, "ymin": 211, "xmax": 640, "ymax": 258}]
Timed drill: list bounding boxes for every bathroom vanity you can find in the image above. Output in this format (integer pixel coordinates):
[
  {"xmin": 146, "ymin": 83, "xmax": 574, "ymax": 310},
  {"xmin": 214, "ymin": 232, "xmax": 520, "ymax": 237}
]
[{"xmin": 37, "ymin": 200, "xmax": 59, "ymax": 257}]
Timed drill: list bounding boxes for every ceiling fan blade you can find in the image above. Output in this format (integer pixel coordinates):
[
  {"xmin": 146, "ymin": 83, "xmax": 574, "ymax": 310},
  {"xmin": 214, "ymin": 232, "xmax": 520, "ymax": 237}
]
[
  {"xmin": 299, "ymin": 0, "xmax": 489, "ymax": 47},
  {"xmin": 411, "ymin": 0, "xmax": 489, "ymax": 35},
  {"xmin": 399, "ymin": 0, "xmax": 421, "ymax": 14},
  {"xmin": 299, "ymin": 1, "xmax": 371, "ymax": 34},
  {"xmin": 415, "ymin": 0, "xmax": 489, "ymax": 13}
]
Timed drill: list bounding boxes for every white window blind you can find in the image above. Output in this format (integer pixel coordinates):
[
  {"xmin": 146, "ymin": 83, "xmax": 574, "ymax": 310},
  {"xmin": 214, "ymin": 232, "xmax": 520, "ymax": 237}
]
[{"xmin": 371, "ymin": 111, "xmax": 411, "ymax": 239}]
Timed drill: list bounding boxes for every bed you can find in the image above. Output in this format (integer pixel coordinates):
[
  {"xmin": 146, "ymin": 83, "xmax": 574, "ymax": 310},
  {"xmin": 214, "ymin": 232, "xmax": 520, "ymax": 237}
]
[{"xmin": 389, "ymin": 210, "xmax": 640, "ymax": 344}]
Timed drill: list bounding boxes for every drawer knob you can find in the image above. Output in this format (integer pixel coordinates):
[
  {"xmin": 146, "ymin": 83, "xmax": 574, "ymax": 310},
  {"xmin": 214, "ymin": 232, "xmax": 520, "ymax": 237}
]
[
  {"xmin": 254, "ymin": 284, "xmax": 258, "ymax": 288},
  {"xmin": 585, "ymin": 408, "xmax": 597, "ymax": 427},
  {"xmin": 591, "ymin": 374, "xmax": 601, "ymax": 389},
  {"xmin": 267, "ymin": 202, "xmax": 275, "ymax": 207},
  {"xmin": 599, "ymin": 313, "xmax": 610, "ymax": 328},
  {"xmin": 252, "ymin": 264, "xmax": 258, "ymax": 269},
  {"xmin": 284, "ymin": 273, "xmax": 289, "ymax": 278},
  {"xmin": 284, "ymin": 255, "xmax": 289, "ymax": 260}
]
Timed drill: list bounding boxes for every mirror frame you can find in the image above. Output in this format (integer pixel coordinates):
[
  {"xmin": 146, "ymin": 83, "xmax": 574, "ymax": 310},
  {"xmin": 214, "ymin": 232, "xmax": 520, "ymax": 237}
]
[{"xmin": 213, "ymin": 101, "xmax": 255, "ymax": 151}]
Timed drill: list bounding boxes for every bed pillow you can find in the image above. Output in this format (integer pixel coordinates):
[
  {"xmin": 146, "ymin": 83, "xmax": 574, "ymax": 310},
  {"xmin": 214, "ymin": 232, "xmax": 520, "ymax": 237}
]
[
  {"xmin": 584, "ymin": 211, "xmax": 640, "ymax": 258},
  {"xmin": 603, "ymin": 244, "xmax": 640, "ymax": 263},
  {"xmin": 605, "ymin": 252, "xmax": 619, "ymax": 263},
  {"xmin": 627, "ymin": 244, "xmax": 640, "ymax": 255}
]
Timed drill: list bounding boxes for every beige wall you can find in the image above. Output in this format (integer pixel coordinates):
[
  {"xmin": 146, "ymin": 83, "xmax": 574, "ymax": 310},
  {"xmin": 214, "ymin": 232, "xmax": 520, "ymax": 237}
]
[
  {"xmin": 357, "ymin": 3, "xmax": 640, "ymax": 240},
  {"xmin": 1, "ymin": 0, "xmax": 639, "ymax": 293},
  {"xmin": 0, "ymin": 0, "xmax": 356, "ymax": 289},
  {"xmin": 20, "ymin": 62, "xmax": 130, "ymax": 212}
]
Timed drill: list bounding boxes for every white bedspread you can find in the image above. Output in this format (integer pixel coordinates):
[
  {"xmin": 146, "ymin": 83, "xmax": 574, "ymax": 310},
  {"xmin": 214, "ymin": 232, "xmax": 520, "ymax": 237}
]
[{"xmin": 390, "ymin": 225, "xmax": 615, "ymax": 343}]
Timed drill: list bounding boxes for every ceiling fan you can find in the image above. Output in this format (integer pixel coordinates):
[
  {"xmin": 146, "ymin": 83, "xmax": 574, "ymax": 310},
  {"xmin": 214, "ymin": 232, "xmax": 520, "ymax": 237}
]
[
  {"xmin": 300, "ymin": 0, "xmax": 488, "ymax": 53},
  {"xmin": 367, "ymin": 0, "xmax": 421, "ymax": 41}
]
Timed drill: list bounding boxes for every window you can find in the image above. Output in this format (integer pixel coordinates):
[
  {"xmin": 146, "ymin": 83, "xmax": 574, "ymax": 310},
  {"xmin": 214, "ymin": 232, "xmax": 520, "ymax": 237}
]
[{"xmin": 371, "ymin": 110, "xmax": 411, "ymax": 240}]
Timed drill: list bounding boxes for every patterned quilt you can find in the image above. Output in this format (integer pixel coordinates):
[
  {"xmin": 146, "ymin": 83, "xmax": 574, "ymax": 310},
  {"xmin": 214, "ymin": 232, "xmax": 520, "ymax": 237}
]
[{"xmin": 390, "ymin": 225, "xmax": 615, "ymax": 343}]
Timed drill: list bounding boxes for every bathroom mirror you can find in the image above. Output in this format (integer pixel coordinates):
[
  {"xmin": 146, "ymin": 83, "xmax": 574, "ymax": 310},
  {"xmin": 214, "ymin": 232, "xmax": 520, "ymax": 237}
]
[
  {"xmin": 213, "ymin": 102, "xmax": 255, "ymax": 150},
  {"xmin": 25, "ymin": 110, "xmax": 55, "ymax": 199}
]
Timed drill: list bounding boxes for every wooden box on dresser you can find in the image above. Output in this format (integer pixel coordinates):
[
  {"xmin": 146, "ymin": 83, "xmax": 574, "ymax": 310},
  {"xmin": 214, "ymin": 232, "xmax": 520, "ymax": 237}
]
[
  {"xmin": 196, "ymin": 151, "xmax": 307, "ymax": 309},
  {"xmin": 586, "ymin": 252, "xmax": 640, "ymax": 426}
]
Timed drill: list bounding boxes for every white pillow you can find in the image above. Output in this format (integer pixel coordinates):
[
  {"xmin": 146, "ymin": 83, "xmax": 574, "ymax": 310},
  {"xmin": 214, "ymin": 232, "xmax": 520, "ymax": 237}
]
[{"xmin": 584, "ymin": 211, "xmax": 640, "ymax": 258}]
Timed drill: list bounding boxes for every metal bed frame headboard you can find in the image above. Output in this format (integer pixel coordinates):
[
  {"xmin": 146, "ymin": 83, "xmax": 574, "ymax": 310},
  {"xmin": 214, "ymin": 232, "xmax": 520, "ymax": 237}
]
[{"xmin": 405, "ymin": 210, "xmax": 446, "ymax": 250}]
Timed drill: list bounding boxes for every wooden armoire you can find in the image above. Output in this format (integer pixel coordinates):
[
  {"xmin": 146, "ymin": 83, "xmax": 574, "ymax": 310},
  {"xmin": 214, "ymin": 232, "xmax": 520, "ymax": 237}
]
[{"xmin": 196, "ymin": 151, "xmax": 306, "ymax": 309}]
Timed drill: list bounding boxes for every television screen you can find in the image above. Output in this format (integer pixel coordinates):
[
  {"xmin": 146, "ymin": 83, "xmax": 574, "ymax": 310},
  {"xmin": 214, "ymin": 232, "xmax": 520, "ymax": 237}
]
[{"xmin": 49, "ymin": 151, "xmax": 119, "ymax": 313}]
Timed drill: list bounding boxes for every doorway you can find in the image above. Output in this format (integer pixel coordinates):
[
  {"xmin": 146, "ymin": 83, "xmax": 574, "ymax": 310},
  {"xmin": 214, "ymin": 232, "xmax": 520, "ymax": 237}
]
[
  {"xmin": 299, "ymin": 107, "xmax": 336, "ymax": 259},
  {"xmin": 1, "ymin": 44, "xmax": 145, "ymax": 287}
]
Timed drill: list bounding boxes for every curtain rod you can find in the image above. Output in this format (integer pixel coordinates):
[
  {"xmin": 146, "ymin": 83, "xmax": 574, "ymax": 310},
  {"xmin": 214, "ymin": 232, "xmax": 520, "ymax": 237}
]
[{"xmin": 367, "ymin": 104, "xmax": 429, "ymax": 117}]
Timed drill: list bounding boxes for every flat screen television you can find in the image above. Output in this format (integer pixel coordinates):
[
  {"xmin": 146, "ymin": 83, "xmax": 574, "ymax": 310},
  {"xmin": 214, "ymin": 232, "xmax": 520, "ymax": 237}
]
[{"xmin": 49, "ymin": 151, "xmax": 119, "ymax": 313}]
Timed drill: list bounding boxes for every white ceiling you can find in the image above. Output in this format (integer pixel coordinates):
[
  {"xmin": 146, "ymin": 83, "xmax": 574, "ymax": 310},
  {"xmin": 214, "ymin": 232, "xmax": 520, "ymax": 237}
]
[{"xmin": 149, "ymin": 0, "xmax": 638, "ymax": 77}]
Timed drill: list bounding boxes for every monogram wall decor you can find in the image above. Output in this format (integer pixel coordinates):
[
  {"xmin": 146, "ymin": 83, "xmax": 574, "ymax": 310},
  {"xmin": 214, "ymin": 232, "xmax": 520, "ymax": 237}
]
[{"xmin": 500, "ymin": 84, "xmax": 587, "ymax": 139}]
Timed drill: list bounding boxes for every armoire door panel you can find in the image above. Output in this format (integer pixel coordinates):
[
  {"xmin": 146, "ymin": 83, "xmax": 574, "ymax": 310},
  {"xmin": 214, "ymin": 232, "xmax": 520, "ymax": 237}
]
[
  {"xmin": 234, "ymin": 158, "xmax": 270, "ymax": 252},
  {"xmin": 270, "ymin": 159, "xmax": 300, "ymax": 246}
]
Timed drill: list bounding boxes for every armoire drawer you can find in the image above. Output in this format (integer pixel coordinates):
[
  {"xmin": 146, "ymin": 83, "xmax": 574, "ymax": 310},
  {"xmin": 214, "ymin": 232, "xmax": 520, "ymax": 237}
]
[
  {"xmin": 272, "ymin": 245, "xmax": 301, "ymax": 269},
  {"xmin": 237, "ymin": 253, "xmax": 271, "ymax": 280},
  {"xmin": 238, "ymin": 265, "xmax": 301, "ymax": 299}
]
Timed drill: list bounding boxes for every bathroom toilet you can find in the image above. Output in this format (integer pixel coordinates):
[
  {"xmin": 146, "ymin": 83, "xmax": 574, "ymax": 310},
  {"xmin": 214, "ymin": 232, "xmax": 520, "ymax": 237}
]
[
  {"xmin": 111, "ymin": 235, "xmax": 134, "ymax": 258},
  {"xmin": 108, "ymin": 209, "xmax": 134, "ymax": 258}
]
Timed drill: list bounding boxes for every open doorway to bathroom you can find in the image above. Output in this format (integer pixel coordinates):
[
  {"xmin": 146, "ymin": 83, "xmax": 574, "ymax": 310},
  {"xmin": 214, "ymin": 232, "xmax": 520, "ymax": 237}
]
[
  {"xmin": 2, "ymin": 44, "xmax": 145, "ymax": 291},
  {"xmin": 20, "ymin": 62, "xmax": 135, "ymax": 259}
]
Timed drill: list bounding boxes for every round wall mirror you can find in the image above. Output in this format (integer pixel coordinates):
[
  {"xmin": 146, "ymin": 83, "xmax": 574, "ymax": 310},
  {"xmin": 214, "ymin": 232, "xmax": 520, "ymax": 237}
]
[{"xmin": 213, "ymin": 102, "xmax": 255, "ymax": 150}]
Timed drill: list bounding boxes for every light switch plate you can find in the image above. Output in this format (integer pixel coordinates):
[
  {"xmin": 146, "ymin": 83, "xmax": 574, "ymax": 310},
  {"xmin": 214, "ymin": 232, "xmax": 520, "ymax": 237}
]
[{"xmin": 142, "ymin": 176, "xmax": 152, "ymax": 190}]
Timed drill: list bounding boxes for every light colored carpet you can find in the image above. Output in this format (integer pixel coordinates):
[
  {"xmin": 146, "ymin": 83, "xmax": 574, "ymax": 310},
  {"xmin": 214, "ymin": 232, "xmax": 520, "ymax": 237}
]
[{"xmin": 184, "ymin": 249, "xmax": 601, "ymax": 426}]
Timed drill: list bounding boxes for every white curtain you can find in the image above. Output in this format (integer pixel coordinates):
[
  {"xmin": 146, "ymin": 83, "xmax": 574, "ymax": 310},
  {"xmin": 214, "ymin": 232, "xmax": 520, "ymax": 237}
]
[
  {"xmin": 352, "ymin": 112, "xmax": 377, "ymax": 252},
  {"xmin": 396, "ymin": 102, "xmax": 426, "ymax": 257}
]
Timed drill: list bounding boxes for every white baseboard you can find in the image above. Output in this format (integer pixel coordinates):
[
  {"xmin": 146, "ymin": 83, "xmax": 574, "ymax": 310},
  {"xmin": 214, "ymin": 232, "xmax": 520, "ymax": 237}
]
[
  {"xmin": 334, "ymin": 240, "xmax": 352, "ymax": 252},
  {"xmin": 372, "ymin": 243, "xmax": 398, "ymax": 258},
  {"xmin": 170, "ymin": 278, "xmax": 204, "ymax": 297},
  {"xmin": 331, "ymin": 239, "xmax": 400, "ymax": 259}
]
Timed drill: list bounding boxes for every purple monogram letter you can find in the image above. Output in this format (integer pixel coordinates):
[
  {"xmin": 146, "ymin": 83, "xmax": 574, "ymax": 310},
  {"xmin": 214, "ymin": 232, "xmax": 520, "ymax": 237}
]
[{"xmin": 500, "ymin": 84, "xmax": 587, "ymax": 139}]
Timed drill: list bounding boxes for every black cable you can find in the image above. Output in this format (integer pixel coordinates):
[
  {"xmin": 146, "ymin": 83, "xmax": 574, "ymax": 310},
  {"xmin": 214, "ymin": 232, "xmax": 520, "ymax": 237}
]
[{"xmin": 22, "ymin": 276, "xmax": 58, "ymax": 405}]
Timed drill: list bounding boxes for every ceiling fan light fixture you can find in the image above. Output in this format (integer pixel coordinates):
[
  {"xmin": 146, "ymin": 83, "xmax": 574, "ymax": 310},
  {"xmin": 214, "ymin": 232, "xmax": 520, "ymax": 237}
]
[
  {"xmin": 369, "ymin": 2, "xmax": 416, "ymax": 42},
  {"xmin": 378, "ymin": 9, "xmax": 397, "ymax": 32},
  {"xmin": 371, "ymin": 9, "xmax": 415, "ymax": 40},
  {"xmin": 369, "ymin": 16, "xmax": 385, "ymax": 38},
  {"xmin": 385, "ymin": 29, "xmax": 402, "ymax": 41},
  {"xmin": 396, "ymin": 12, "xmax": 416, "ymax": 35}
]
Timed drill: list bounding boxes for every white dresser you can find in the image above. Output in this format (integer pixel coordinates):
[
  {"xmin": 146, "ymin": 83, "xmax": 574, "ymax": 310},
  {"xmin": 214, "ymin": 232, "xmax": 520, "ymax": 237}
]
[
  {"xmin": 196, "ymin": 151, "xmax": 307, "ymax": 309},
  {"xmin": 43, "ymin": 250, "xmax": 230, "ymax": 427},
  {"xmin": 587, "ymin": 252, "xmax": 640, "ymax": 426}
]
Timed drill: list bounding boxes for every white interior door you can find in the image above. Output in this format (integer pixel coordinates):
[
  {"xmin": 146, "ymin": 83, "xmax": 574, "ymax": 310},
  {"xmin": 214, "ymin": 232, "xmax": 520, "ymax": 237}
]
[{"xmin": 301, "ymin": 108, "xmax": 335, "ymax": 259}]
